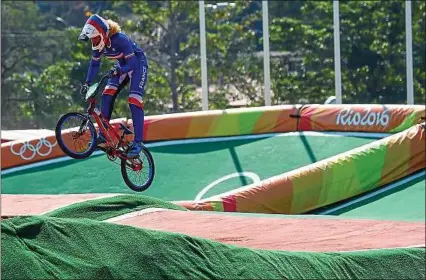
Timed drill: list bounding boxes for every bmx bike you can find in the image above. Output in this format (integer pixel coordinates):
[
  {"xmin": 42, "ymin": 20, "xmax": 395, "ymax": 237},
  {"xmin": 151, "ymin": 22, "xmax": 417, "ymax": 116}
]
[{"xmin": 54, "ymin": 72, "xmax": 155, "ymax": 192}]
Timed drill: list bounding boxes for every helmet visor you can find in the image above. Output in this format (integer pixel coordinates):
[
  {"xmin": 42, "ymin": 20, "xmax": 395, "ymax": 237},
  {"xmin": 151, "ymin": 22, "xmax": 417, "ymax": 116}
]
[{"xmin": 91, "ymin": 35, "xmax": 102, "ymax": 48}]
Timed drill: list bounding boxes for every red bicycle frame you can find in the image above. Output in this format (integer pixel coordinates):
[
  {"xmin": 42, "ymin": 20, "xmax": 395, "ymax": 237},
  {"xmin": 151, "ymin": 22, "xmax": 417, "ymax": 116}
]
[
  {"xmin": 86, "ymin": 96, "xmax": 126, "ymax": 151},
  {"xmin": 80, "ymin": 73, "xmax": 139, "ymax": 165},
  {"xmin": 85, "ymin": 97, "xmax": 139, "ymax": 167}
]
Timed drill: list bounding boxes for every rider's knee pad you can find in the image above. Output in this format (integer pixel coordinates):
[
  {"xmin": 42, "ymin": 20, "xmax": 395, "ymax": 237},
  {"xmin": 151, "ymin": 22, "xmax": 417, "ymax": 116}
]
[
  {"xmin": 128, "ymin": 93, "xmax": 144, "ymax": 109},
  {"xmin": 102, "ymin": 85, "xmax": 118, "ymax": 96}
]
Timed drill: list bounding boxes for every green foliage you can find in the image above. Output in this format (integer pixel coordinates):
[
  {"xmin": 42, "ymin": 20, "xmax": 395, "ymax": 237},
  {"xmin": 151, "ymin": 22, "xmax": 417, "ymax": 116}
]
[
  {"xmin": 1, "ymin": 0, "xmax": 425, "ymax": 130},
  {"xmin": 269, "ymin": 2, "xmax": 335, "ymax": 104},
  {"xmin": 269, "ymin": 1, "xmax": 425, "ymax": 105},
  {"xmin": 1, "ymin": 1, "xmax": 72, "ymax": 128}
]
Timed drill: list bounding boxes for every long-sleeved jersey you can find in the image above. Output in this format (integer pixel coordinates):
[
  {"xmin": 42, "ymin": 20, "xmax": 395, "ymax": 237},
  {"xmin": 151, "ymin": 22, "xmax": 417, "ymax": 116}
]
[{"xmin": 86, "ymin": 32, "xmax": 146, "ymax": 84}]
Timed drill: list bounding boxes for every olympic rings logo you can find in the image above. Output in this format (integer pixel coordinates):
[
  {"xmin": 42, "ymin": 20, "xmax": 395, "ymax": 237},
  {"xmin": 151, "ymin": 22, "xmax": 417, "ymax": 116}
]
[{"xmin": 10, "ymin": 138, "xmax": 57, "ymax": 160}]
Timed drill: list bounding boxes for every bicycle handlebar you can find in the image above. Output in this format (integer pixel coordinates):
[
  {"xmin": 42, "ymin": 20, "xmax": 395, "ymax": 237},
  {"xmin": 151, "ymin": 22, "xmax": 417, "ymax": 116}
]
[
  {"xmin": 94, "ymin": 73, "xmax": 111, "ymax": 92},
  {"xmin": 84, "ymin": 72, "xmax": 112, "ymax": 100}
]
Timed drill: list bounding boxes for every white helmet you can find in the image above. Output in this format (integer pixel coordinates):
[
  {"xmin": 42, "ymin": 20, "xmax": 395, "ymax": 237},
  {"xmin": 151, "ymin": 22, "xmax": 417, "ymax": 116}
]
[{"xmin": 78, "ymin": 14, "xmax": 111, "ymax": 51}]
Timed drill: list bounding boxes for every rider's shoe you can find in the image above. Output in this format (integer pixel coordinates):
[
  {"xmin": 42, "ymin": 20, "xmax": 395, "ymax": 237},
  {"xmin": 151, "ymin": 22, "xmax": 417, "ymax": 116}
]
[{"xmin": 126, "ymin": 141, "xmax": 144, "ymax": 158}]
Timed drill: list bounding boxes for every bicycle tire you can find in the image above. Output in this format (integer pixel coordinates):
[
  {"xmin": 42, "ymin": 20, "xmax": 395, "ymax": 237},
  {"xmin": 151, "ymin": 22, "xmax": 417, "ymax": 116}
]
[
  {"xmin": 55, "ymin": 112, "xmax": 98, "ymax": 159},
  {"xmin": 120, "ymin": 145, "xmax": 155, "ymax": 192}
]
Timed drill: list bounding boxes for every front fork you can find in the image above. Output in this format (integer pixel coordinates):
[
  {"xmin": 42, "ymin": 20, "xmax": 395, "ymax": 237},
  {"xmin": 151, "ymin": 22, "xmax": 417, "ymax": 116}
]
[
  {"xmin": 77, "ymin": 99, "xmax": 97, "ymax": 135},
  {"xmin": 77, "ymin": 114, "xmax": 91, "ymax": 135}
]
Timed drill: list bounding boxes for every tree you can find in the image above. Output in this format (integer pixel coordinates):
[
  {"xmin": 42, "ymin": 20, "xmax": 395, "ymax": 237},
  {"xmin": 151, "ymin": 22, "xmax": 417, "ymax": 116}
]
[
  {"xmin": 102, "ymin": 0, "xmax": 265, "ymax": 113},
  {"xmin": 1, "ymin": 1, "xmax": 73, "ymax": 129},
  {"xmin": 412, "ymin": 0, "xmax": 426, "ymax": 104},
  {"xmin": 268, "ymin": 1, "xmax": 425, "ymax": 105},
  {"xmin": 3, "ymin": 0, "xmax": 423, "ymax": 130},
  {"xmin": 205, "ymin": 0, "xmax": 265, "ymax": 108},
  {"xmin": 268, "ymin": 1, "xmax": 335, "ymax": 104}
]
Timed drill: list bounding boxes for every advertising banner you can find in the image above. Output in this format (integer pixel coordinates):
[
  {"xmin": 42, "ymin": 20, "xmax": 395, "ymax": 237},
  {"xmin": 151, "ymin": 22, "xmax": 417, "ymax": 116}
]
[
  {"xmin": 2, "ymin": 104, "xmax": 424, "ymax": 170},
  {"xmin": 1, "ymin": 118, "xmax": 128, "ymax": 169},
  {"xmin": 298, "ymin": 104, "xmax": 425, "ymax": 133}
]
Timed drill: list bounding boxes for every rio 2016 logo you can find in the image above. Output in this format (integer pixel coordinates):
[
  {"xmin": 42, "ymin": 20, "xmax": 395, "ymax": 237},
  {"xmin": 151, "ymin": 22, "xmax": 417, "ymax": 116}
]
[{"xmin": 336, "ymin": 108, "xmax": 390, "ymax": 127}]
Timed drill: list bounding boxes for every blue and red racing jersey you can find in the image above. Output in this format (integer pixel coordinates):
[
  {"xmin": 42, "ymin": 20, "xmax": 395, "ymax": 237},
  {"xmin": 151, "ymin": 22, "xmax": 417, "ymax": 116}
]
[{"xmin": 86, "ymin": 32, "xmax": 146, "ymax": 85}]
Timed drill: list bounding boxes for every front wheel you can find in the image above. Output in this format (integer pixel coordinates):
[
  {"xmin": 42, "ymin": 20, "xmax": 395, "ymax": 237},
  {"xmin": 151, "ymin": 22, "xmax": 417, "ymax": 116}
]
[
  {"xmin": 121, "ymin": 145, "xmax": 155, "ymax": 192},
  {"xmin": 55, "ymin": 112, "xmax": 97, "ymax": 159}
]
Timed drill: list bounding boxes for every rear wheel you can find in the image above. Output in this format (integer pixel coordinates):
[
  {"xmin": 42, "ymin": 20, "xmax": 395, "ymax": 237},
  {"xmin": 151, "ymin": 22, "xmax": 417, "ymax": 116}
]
[
  {"xmin": 121, "ymin": 145, "xmax": 155, "ymax": 192},
  {"xmin": 55, "ymin": 112, "xmax": 97, "ymax": 159}
]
